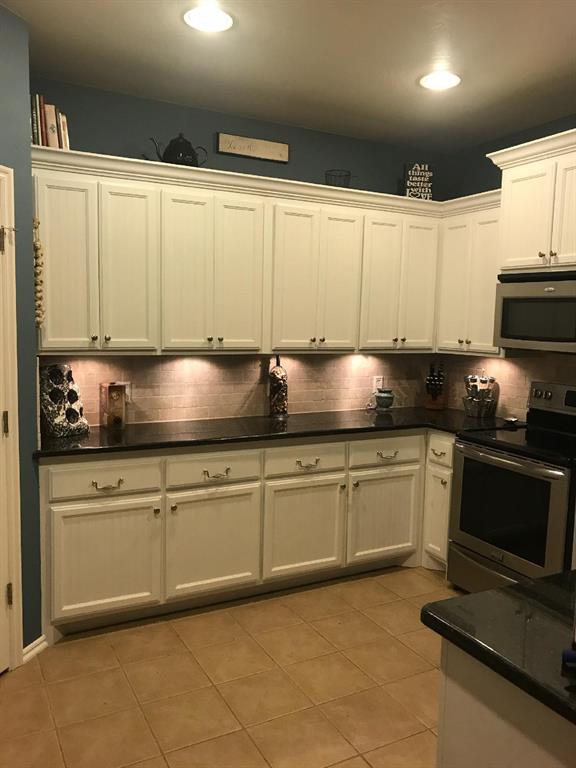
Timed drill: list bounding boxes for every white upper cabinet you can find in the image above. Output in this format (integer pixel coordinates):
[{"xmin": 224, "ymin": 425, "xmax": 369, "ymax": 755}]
[
  {"xmin": 359, "ymin": 215, "xmax": 437, "ymax": 351},
  {"xmin": 317, "ymin": 208, "xmax": 364, "ymax": 350},
  {"xmin": 35, "ymin": 173, "xmax": 100, "ymax": 350},
  {"xmin": 398, "ymin": 218, "xmax": 438, "ymax": 350},
  {"xmin": 272, "ymin": 203, "xmax": 320, "ymax": 350},
  {"xmin": 358, "ymin": 213, "xmax": 403, "ymax": 350},
  {"xmin": 162, "ymin": 189, "xmax": 214, "ymax": 350},
  {"xmin": 100, "ymin": 182, "xmax": 160, "ymax": 349},
  {"xmin": 437, "ymin": 206, "xmax": 500, "ymax": 356},
  {"xmin": 213, "ymin": 196, "xmax": 264, "ymax": 350},
  {"xmin": 551, "ymin": 152, "xmax": 576, "ymax": 267}
]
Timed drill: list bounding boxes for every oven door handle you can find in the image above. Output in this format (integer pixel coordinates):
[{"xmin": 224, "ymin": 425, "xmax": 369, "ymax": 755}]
[{"xmin": 456, "ymin": 443, "xmax": 567, "ymax": 480}]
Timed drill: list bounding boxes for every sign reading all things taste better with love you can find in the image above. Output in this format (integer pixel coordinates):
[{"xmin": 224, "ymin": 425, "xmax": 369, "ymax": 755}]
[
  {"xmin": 404, "ymin": 162, "xmax": 434, "ymax": 200},
  {"xmin": 217, "ymin": 133, "xmax": 290, "ymax": 163}
]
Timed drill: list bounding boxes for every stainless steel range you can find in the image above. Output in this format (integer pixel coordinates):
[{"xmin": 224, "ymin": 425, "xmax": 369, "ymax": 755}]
[{"xmin": 448, "ymin": 381, "xmax": 576, "ymax": 592}]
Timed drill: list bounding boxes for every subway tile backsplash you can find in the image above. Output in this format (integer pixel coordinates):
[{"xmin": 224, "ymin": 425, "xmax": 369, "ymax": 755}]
[{"xmin": 41, "ymin": 351, "xmax": 576, "ymax": 427}]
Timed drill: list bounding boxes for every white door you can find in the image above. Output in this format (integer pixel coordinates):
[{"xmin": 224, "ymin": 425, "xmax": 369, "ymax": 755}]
[
  {"xmin": 35, "ymin": 173, "xmax": 100, "ymax": 350},
  {"xmin": 423, "ymin": 464, "xmax": 452, "ymax": 564},
  {"xmin": 272, "ymin": 203, "xmax": 320, "ymax": 350},
  {"xmin": 358, "ymin": 213, "xmax": 403, "ymax": 350},
  {"xmin": 500, "ymin": 160, "xmax": 556, "ymax": 270},
  {"xmin": 263, "ymin": 474, "xmax": 346, "ymax": 579},
  {"xmin": 398, "ymin": 219, "xmax": 438, "ymax": 350},
  {"xmin": 52, "ymin": 496, "xmax": 163, "ymax": 620},
  {"xmin": 162, "ymin": 189, "xmax": 214, "ymax": 350},
  {"xmin": 466, "ymin": 210, "xmax": 501, "ymax": 354},
  {"xmin": 317, "ymin": 208, "xmax": 363, "ymax": 350},
  {"xmin": 165, "ymin": 483, "xmax": 261, "ymax": 599},
  {"xmin": 347, "ymin": 466, "xmax": 420, "ymax": 564},
  {"xmin": 436, "ymin": 215, "xmax": 471, "ymax": 352},
  {"xmin": 100, "ymin": 182, "xmax": 160, "ymax": 349},
  {"xmin": 551, "ymin": 152, "xmax": 576, "ymax": 267},
  {"xmin": 214, "ymin": 196, "xmax": 264, "ymax": 350}
]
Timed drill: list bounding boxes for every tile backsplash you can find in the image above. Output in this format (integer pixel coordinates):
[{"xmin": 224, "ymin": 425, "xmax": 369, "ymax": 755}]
[{"xmin": 41, "ymin": 351, "xmax": 576, "ymax": 427}]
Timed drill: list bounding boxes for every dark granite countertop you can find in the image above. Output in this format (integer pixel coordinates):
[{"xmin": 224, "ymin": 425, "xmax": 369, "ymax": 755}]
[
  {"xmin": 35, "ymin": 407, "xmax": 508, "ymax": 458},
  {"xmin": 422, "ymin": 571, "xmax": 576, "ymax": 725}
]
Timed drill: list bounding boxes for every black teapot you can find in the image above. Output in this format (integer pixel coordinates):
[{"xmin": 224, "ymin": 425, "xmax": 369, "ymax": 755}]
[{"xmin": 150, "ymin": 133, "xmax": 207, "ymax": 167}]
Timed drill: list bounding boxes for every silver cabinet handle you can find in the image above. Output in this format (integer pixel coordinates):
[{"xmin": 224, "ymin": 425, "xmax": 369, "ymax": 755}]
[
  {"xmin": 440, "ymin": 479, "xmax": 448, "ymax": 487},
  {"xmin": 207, "ymin": 336, "xmax": 214, "ymax": 342},
  {"xmin": 550, "ymin": 250, "xmax": 557, "ymax": 259},
  {"xmin": 538, "ymin": 251, "xmax": 547, "ymax": 259},
  {"xmin": 352, "ymin": 480, "xmax": 360, "ymax": 488},
  {"xmin": 92, "ymin": 477, "xmax": 124, "ymax": 491},
  {"xmin": 218, "ymin": 336, "xmax": 224, "ymax": 342},
  {"xmin": 203, "ymin": 466, "xmax": 231, "ymax": 480},
  {"xmin": 376, "ymin": 450, "xmax": 398, "ymax": 460},
  {"xmin": 465, "ymin": 339, "xmax": 471, "ymax": 345},
  {"xmin": 170, "ymin": 504, "xmax": 178, "ymax": 512},
  {"xmin": 153, "ymin": 507, "xmax": 161, "ymax": 517},
  {"xmin": 392, "ymin": 337, "xmax": 398, "ymax": 343},
  {"xmin": 319, "ymin": 337, "xmax": 326, "ymax": 343},
  {"xmin": 458, "ymin": 338, "xmax": 464, "ymax": 344},
  {"xmin": 400, "ymin": 337, "xmax": 407, "ymax": 343},
  {"xmin": 296, "ymin": 457, "xmax": 320, "ymax": 470},
  {"xmin": 104, "ymin": 334, "xmax": 111, "ymax": 342},
  {"xmin": 431, "ymin": 449, "xmax": 446, "ymax": 457},
  {"xmin": 90, "ymin": 334, "xmax": 99, "ymax": 342},
  {"xmin": 309, "ymin": 336, "xmax": 316, "ymax": 343}
]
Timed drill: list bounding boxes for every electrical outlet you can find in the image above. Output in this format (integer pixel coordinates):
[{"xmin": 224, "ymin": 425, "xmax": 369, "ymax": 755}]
[{"xmin": 372, "ymin": 376, "xmax": 383, "ymax": 390}]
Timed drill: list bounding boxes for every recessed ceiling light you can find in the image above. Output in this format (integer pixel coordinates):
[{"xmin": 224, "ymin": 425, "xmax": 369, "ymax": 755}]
[
  {"xmin": 419, "ymin": 70, "xmax": 461, "ymax": 91},
  {"xmin": 183, "ymin": 3, "xmax": 233, "ymax": 33}
]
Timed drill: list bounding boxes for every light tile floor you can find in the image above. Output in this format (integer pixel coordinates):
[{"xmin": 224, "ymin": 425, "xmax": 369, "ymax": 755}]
[{"xmin": 0, "ymin": 567, "xmax": 460, "ymax": 768}]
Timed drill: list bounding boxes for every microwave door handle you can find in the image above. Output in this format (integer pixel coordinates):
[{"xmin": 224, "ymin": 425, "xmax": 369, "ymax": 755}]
[{"xmin": 458, "ymin": 445, "xmax": 567, "ymax": 480}]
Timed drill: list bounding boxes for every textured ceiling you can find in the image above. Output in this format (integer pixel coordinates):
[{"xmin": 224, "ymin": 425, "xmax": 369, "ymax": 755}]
[{"xmin": 4, "ymin": 0, "xmax": 576, "ymax": 149}]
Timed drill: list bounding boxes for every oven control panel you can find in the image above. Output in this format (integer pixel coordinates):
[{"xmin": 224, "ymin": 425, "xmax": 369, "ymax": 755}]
[{"xmin": 529, "ymin": 381, "xmax": 576, "ymax": 414}]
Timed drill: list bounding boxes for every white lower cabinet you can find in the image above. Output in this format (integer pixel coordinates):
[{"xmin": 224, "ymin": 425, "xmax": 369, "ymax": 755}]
[
  {"xmin": 165, "ymin": 483, "xmax": 261, "ymax": 600},
  {"xmin": 263, "ymin": 473, "xmax": 347, "ymax": 579},
  {"xmin": 51, "ymin": 495, "xmax": 162, "ymax": 620},
  {"xmin": 423, "ymin": 464, "xmax": 451, "ymax": 564},
  {"xmin": 347, "ymin": 465, "xmax": 420, "ymax": 564}
]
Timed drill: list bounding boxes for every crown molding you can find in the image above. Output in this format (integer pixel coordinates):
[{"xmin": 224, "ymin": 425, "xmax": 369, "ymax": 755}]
[
  {"xmin": 487, "ymin": 128, "xmax": 576, "ymax": 170},
  {"xmin": 441, "ymin": 188, "xmax": 500, "ymax": 215}
]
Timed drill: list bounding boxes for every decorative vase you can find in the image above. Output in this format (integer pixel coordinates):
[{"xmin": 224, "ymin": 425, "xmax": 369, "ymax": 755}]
[
  {"xmin": 375, "ymin": 388, "xmax": 395, "ymax": 410},
  {"xmin": 269, "ymin": 355, "xmax": 288, "ymax": 418},
  {"xmin": 40, "ymin": 364, "xmax": 90, "ymax": 438}
]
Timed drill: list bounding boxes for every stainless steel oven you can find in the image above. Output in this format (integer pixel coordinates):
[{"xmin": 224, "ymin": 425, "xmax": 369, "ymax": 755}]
[
  {"xmin": 448, "ymin": 441, "xmax": 571, "ymax": 591},
  {"xmin": 495, "ymin": 277, "xmax": 576, "ymax": 353}
]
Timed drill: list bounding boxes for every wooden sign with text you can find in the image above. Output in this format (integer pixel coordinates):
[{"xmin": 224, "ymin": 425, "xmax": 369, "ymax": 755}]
[
  {"xmin": 404, "ymin": 162, "xmax": 434, "ymax": 200},
  {"xmin": 217, "ymin": 133, "xmax": 290, "ymax": 163}
]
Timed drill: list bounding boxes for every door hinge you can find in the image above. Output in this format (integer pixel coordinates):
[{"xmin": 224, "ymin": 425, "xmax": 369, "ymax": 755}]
[
  {"xmin": 2, "ymin": 411, "xmax": 8, "ymax": 436},
  {"xmin": 6, "ymin": 583, "xmax": 13, "ymax": 607},
  {"xmin": 0, "ymin": 225, "xmax": 16, "ymax": 255}
]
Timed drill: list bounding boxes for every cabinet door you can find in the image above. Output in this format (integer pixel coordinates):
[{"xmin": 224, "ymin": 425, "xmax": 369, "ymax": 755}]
[
  {"xmin": 165, "ymin": 483, "xmax": 261, "ymax": 600},
  {"xmin": 214, "ymin": 196, "xmax": 264, "ymax": 350},
  {"xmin": 272, "ymin": 204, "xmax": 320, "ymax": 350},
  {"xmin": 347, "ymin": 466, "xmax": 420, "ymax": 564},
  {"xmin": 52, "ymin": 496, "xmax": 162, "ymax": 620},
  {"xmin": 358, "ymin": 213, "xmax": 403, "ymax": 350},
  {"xmin": 398, "ymin": 219, "xmax": 438, "ymax": 350},
  {"xmin": 35, "ymin": 173, "xmax": 100, "ymax": 350},
  {"xmin": 466, "ymin": 210, "xmax": 501, "ymax": 354},
  {"xmin": 436, "ymin": 216, "xmax": 471, "ymax": 352},
  {"xmin": 100, "ymin": 182, "xmax": 160, "ymax": 349},
  {"xmin": 317, "ymin": 208, "xmax": 363, "ymax": 350},
  {"xmin": 263, "ymin": 474, "xmax": 346, "ymax": 579},
  {"xmin": 423, "ymin": 464, "xmax": 451, "ymax": 563},
  {"xmin": 551, "ymin": 152, "xmax": 576, "ymax": 267},
  {"xmin": 162, "ymin": 189, "xmax": 214, "ymax": 350},
  {"xmin": 500, "ymin": 160, "xmax": 555, "ymax": 270}
]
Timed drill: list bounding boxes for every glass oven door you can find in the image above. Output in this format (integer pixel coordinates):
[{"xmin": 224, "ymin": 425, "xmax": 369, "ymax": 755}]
[
  {"xmin": 450, "ymin": 442, "xmax": 570, "ymax": 579},
  {"xmin": 495, "ymin": 281, "xmax": 576, "ymax": 352}
]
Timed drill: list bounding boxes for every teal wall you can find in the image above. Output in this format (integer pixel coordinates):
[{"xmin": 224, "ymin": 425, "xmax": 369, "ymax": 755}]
[{"xmin": 0, "ymin": 7, "xmax": 41, "ymax": 646}]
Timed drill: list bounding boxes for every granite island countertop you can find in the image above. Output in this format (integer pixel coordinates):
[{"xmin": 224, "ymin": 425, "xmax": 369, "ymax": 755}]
[
  {"xmin": 422, "ymin": 571, "xmax": 576, "ymax": 725},
  {"xmin": 35, "ymin": 407, "xmax": 508, "ymax": 458}
]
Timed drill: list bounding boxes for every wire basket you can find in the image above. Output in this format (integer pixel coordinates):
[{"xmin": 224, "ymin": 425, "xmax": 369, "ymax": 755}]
[{"xmin": 325, "ymin": 169, "xmax": 352, "ymax": 187}]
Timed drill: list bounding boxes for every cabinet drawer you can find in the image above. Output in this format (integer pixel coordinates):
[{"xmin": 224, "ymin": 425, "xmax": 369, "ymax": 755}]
[
  {"xmin": 265, "ymin": 443, "xmax": 346, "ymax": 478},
  {"xmin": 166, "ymin": 450, "xmax": 261, "ymax": 488},
  {"xmin": 49, "ymin": 460, "xmax": 162, "ymax": 501},
  {"xmin": 428, "ymin": 433, "xmax": 454, "ymax": 468},
  {"xmin": 349, "ymin": 435, "xmax": 421, "ymax": 468}
]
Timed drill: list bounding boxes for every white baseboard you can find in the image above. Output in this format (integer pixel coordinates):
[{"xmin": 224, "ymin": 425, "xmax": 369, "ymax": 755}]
[{"xmin": 22, "ymin": 635, "xmax": 48, "ymax": 664}]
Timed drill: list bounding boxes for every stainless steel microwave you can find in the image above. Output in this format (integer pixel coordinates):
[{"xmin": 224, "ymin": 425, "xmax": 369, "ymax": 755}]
[{"xmin": 495, "ymin": 272, "xmax": 576, "ymax": 352}]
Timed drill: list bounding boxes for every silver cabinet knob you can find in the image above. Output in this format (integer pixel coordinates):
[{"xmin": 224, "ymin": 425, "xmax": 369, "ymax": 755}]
[
  {"xmin": 465, "ymin": 339, "xmax": 471, "ymax": 345},
  {"xmin": 538, "ymin": 251, "xmax": 547, "ymax": 259},
  {"xmin": 352, "ymin": 480, "xmax": 360, "ymax": 488},
  {"xmin": 207, "ymin": 336, "xmax": 214, "ymax": 342},
  {"xmin": 153, "ymin": 507, "xmax": 161, "ymax": 517},
  {"xmin": 400, "ymin": 337, "xmax": 407, "ymax": 343},
  {"xmin": 170, "ymin": 504, "xmax": 178, "ymax": 512},
  {"xmin": 310, "ymin": 336, "xmax": 316, "ymax": 343},
  {"xmin": 392, "ymin": 337, "xmax": 398, "ymax": 343},
  {"xmin": 339, "ymin": 483, "xmax": 347, "ymax": 489},
  {"xmin": 319, "ymin": 337, "xmax": 326, "ymax": 343},
  {"xmin": 218, "ymin": 336, "xmax": 224, "ymax": 342},
  {"xmin": 458, "ymin": 338, "xmax": 464, "ymax": 344},
  {"xmin": 550, "ymin": 250, "xmax": 557, "ymax": 259},
  {"xmin": 440, "ymin": 479, "xmax": 448, "ymax": 487},
  {"xmin": 90, "ymin": 334, "xmax": 98, "ymax": 342},
  {"xmin": 104, "ymin": 334, "xmax": 111, "ymax": 342}
]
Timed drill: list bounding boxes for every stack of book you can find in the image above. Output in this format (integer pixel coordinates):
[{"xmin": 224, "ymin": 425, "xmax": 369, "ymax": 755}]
[{"xmin": 31, "ymin": 94, "xmax": 70, "ymax": 149}]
